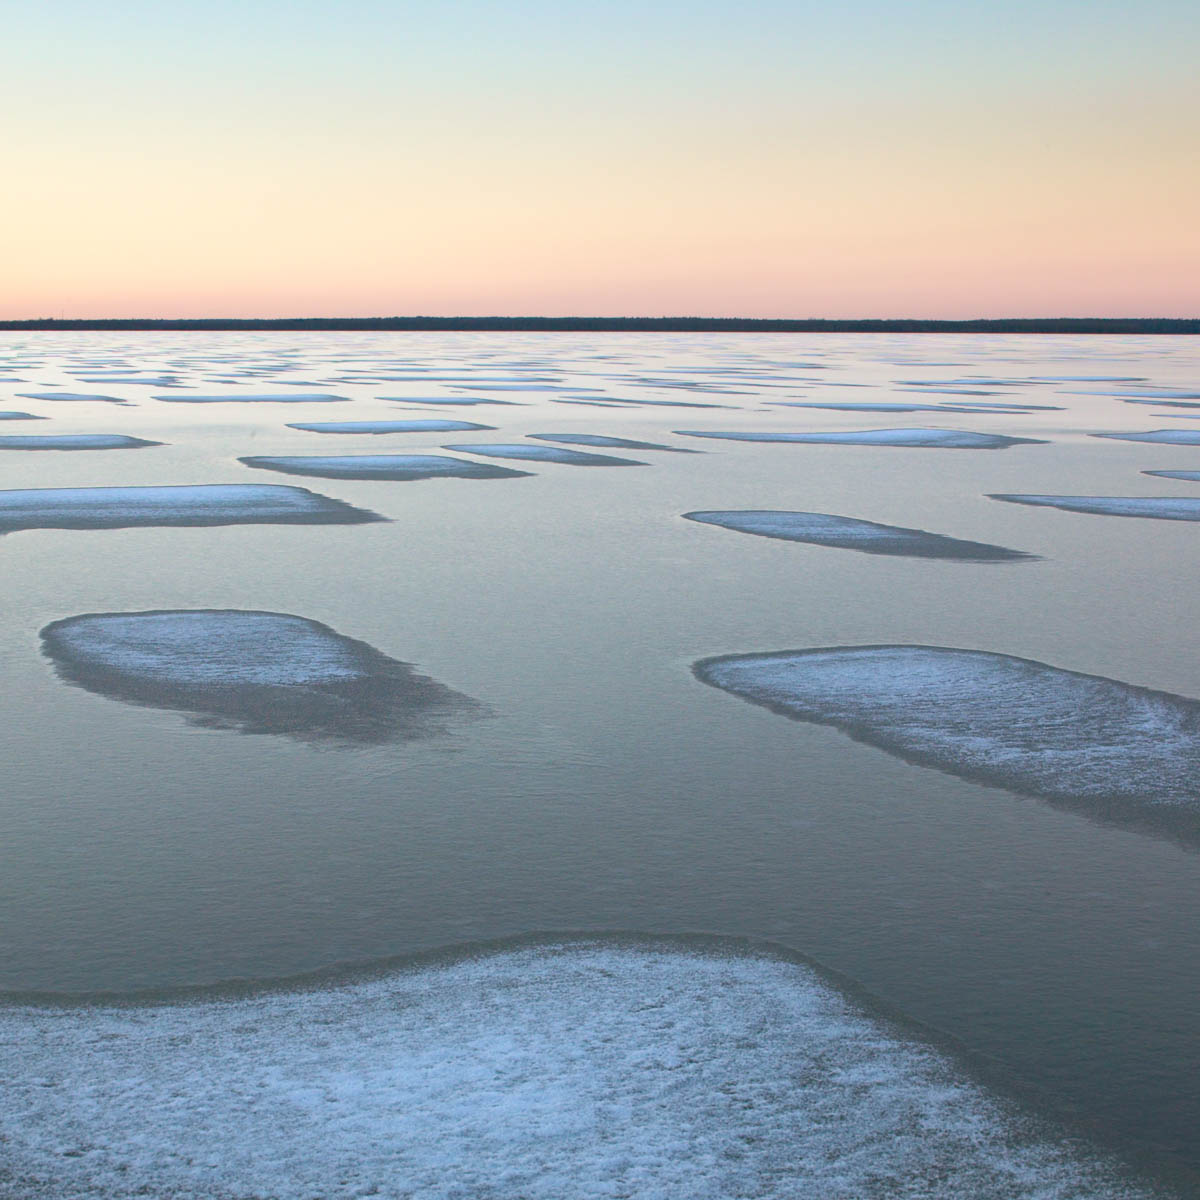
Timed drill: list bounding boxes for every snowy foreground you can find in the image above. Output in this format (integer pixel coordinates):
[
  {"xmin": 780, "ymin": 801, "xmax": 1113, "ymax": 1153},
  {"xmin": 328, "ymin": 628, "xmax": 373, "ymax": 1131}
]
[{"xmin": 0, "ymin": 941, "xmax": 1156, "ymax": 1200}]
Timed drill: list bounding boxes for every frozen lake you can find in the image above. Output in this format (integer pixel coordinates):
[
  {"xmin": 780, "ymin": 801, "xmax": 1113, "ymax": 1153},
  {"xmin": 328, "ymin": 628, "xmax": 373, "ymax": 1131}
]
[{"xmin": 1, "ymin": 331, "xmax": 1199, "ymax": 1195}]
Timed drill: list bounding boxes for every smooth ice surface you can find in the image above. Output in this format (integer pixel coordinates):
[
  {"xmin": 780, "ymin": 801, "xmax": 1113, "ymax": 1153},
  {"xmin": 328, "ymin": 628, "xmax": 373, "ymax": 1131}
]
[
  {"xmin": 442, "ymin": 441, "xmax": 646, "ymax": 465},
  {"xmin": 0, "ymin": 434, "xmax": 161, "ymax": 451},
  {"xmin": 0, "ymin": 940, "xmax": 1153, "ymax": 1200},
  {"xmin": 0, "ymin": 411, "xmax": 44, "ymax": 421},
  {"xmin": 42, "ymin": 610, "xmax": 474, "ymax": 743},
  {"xmin": 1144, "ymin": 471, "xmax": 1200, "ymax": 483},
  {"xmin": 1092, "ymin": 430, "xmax": 1200, "ymax": 446},
  {"xmin": 239, "ymin": 454, "xmax": 530, "ymax": 480},
  {"xmin": 0, "ymin": 484, "xmax": 381, "ymax": 534},
  {"xmin": 675, "ymin": 428, "xmax": 1044, "ymax": 449},
  {"xmin": 989, "ymin": 495, "xmax": 1200, "ymax": 521},
  {"xmin": 696, "ymin": 646, "xmax": 1200, "ymax": 828},
  {"xmin": 15, "ymin": 391, "xmax": 129, "ymax": 404},
  {"xmin": 683, "ymin": 511, "xmax": 1033, "ymax": 560},
  {"xmin": 530, "ymin": 432, "xmax": 694, "ymax": 451},
  {"xmin": 154, "ymin": 393, "xmax": 350, "ymax": 403},
  {"xmin": 286, "ymin": 419, "xmax": 494, "ymax": 434}
]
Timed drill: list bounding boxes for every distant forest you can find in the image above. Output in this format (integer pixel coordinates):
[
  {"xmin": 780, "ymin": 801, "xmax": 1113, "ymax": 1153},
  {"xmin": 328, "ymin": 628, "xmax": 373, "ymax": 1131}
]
[{"xmin": 1, "ymin": 317, "xmax": 1196, "ymax": 334}]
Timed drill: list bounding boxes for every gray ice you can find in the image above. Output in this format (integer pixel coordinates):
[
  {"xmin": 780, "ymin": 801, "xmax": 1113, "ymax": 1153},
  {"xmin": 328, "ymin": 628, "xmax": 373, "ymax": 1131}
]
[
  {"xmin": 676, "ymin": 428, "xmax": 1044, "ymax": 449},
  {"xmin": 443, "ymin": 442, "xmax": 646, "ymax": 466},
  {"xmin": 239, "ymin": 454, "xmax": 530, "ymax": 480},
  {"xmin": 989, "ymin": 494, "xmax": 1200, "ymax": 521}
]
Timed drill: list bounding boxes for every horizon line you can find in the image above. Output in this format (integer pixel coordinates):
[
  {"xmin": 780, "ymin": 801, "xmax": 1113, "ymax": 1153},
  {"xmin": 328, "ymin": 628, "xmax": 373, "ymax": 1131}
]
[{"xmin": 1, "ymin": 316, "xmax": 1197, "ymax": 335}]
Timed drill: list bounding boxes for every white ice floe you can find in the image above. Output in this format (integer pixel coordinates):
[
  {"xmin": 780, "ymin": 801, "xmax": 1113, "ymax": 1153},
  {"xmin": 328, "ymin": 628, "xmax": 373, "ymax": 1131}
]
[
  {"xmin": 675, "ymin": 428, "xmax": 1044, "ymax": 449},
  {"xmin": 41, "ymin": 610, "xmax": 474, "ymax": 742},
  {"xmin": 154, "ymin": 393, "xmax": 350, "ymax": 403},
  {"xmin": 1092, "ymin": 430, "xmax": 1200, "ymax": 445},
  {"xmin": 0, "ymin": 434, "xmax": 160, "ymax": 451},
  {"xmin": 0, "ymin": 484, "xmax": 381, "ymax": 534},
  {"xmin": 442, "ymin": 441, "xmax": 646, "ymax": 465},
  {"xmin": 286, "ymin": 419, "xmax": 494, "ymax": 434},
  {"xmin": 696, "ymin": 646, "xmax": 1200, "ymax": 815},
  {"xmin": 239, "ymin": 454, "xmax": 530, "ymax": 480},
  {"xmin": 682, "ymin": 511, "xmax": 1033, "ymax": 560},
  {"xmin": 989, "ymin": 494, "xmax": 1200, "ymax": 521},
  {"xmin": 0, "ymin": 940, "xmax": 1157, "ymax": 1200}
]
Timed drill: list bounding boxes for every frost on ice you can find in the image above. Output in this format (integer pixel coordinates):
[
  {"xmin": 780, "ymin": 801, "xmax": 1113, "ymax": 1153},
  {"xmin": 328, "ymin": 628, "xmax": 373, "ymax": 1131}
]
[
  {"xmin": 989, "ymin": 495, "xmax": 1200, "ymax": 521},
  {"xmin": 682, "ymin": 511, "xmax": 1034, "ymax": 560},
  {"xmin": 674, "ymin": 428, "xmax": 1045, "ymax": 449},
  {"xmin": 0, "ymin": 939, "xmax": 1158, "ymax": 1200},
  {"xmin": 695, "ymin": 645, "xmax": 1200, "ymax": 839},
  {"xmin": 239, "ymin": 454, "xmax": 530, "ymax": 480},
  {"xmin": 0, "ymin": 484, "xmax": 382, "ymax": 535},
  {"xmin": 41, "ymin": 610, "xmax": 476, "ymax": 743}
]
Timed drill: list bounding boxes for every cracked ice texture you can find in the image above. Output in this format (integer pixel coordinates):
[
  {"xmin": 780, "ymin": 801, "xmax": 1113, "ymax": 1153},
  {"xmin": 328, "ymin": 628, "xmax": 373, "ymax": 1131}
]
[{"xmin": 0, "ymin": 940, "xmax": 1157, "ymax": 1200}]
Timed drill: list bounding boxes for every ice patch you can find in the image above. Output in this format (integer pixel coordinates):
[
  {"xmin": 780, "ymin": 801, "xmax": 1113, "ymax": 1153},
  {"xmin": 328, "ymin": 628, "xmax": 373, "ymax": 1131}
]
[
  {"xmin": 443, "ymin": 442, "xmax": 646, "ymax": 466},
  {"xmin": 154, "ymin": 393, "xmax": 350, "ymax": 403},
  {"xmin": 990, "ymin": 495, "xmax": 1200, "ymax": 521},
  {"xmin": 676, "ymin": 428, "xmax": 1044, "ymax": 449},
  {"xmin": 16, "ymin": 392, "xmax": 129, "ymax": 405},
  {"xmin": 0, "ymin": 939, "xmax": 1156, "ymax": 1200},
  {"xmin": 380, "ymin": 395, "xmax": 522, "ymax": 406},
  {"xmin": 0, "ymin": 484, "xmax": 382, "ymax": 535},
  {"xmin": 530, "ymin": 433, "xmax": 696, "ymax": 452},
  {"xmin": 696, "ymin": 646, "xmax": 1200, "ymax": 835},
  {"xmin": 41, "ymin": 610, "xmax": 475, "ymax": 744},
  {"xmin": 1120, "ymin": 399, "xmax": 1200, "ymax": 409},
  {"xmin": 683, "ymin": 511, "xmax": 1033, "ymax": 560},
  {"xmin": 1144, "ymin": 471, "xmax": 1200, "ymax": 483},
  {"xmin": 239, "ymin": 454, "xmax": 530, "ymax": 480},
  {"xmin": 0, "ymin": 434, "xmax": 161, "ymax": 451},
  {"xmin": 286, "ymin": 419, "xmax": 495, "ymax": 434},
  {"xmin": 1092, "ymin": 430, "xmax": 1200, "ymax": 446},
  {"xmin": 0, "ymin": 411, "xmax": 44, "ymax": 421}
]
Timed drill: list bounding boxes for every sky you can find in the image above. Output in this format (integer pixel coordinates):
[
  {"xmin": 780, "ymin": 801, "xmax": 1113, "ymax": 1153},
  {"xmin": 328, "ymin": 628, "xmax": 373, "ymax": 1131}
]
[{"xmin": 3, "ymin": 0, "xmax": 1197, "ymax": 318}]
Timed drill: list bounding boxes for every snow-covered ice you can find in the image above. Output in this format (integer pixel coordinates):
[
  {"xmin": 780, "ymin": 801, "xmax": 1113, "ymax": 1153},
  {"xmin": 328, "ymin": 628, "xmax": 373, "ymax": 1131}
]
[
  {"xmin": 41, "ymin": 610, "xmax": 475, "ymax": 743},
  {"xmin": 239, "ymin": 454, "xmax": 530, "ymax": 480},
  {"xmin": 0, "ymin": 484, "xmax": 382, "ymax": 535},
  {"xmin": 696, "ymin": 646, "xmax": 1200, "ymax": 828},
  {"xmin": 683, "ymin": 511, "xmax": 1033, "ymax": 560},
  {"xmin": 989, "ymin": 495, "xmax": 1200, "ymax": 521},
  {"xmin": 0, "ymin": 434, "xmax": 161, "ymax": 451},
  {"xmin": 442, "ymin": 442, "xmax": 646, "ymax": 466},
  {"xmin": 675, "ymin": 428, "xmax": 1044, "ymax": 449},
  {"xmin": 286, "ymin": 419, "xmax": 495, "ymax": 434},
  {"xmin": 0, "ymin": 939, "xmax": 1157, "ymax": 1200}
]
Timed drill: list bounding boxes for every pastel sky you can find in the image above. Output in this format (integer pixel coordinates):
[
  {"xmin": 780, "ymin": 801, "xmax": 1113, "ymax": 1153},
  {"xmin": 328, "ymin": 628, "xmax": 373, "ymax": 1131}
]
[{"xmin": 3, "ymin": 0, "xmax": 1197, "ymax": 318}]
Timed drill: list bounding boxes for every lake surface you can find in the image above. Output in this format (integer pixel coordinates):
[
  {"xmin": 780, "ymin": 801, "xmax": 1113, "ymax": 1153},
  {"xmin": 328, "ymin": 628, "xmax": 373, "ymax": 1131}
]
[{"xmin": 2, "ymin": 331, "xmax": 1199, "ymax": 1194}]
